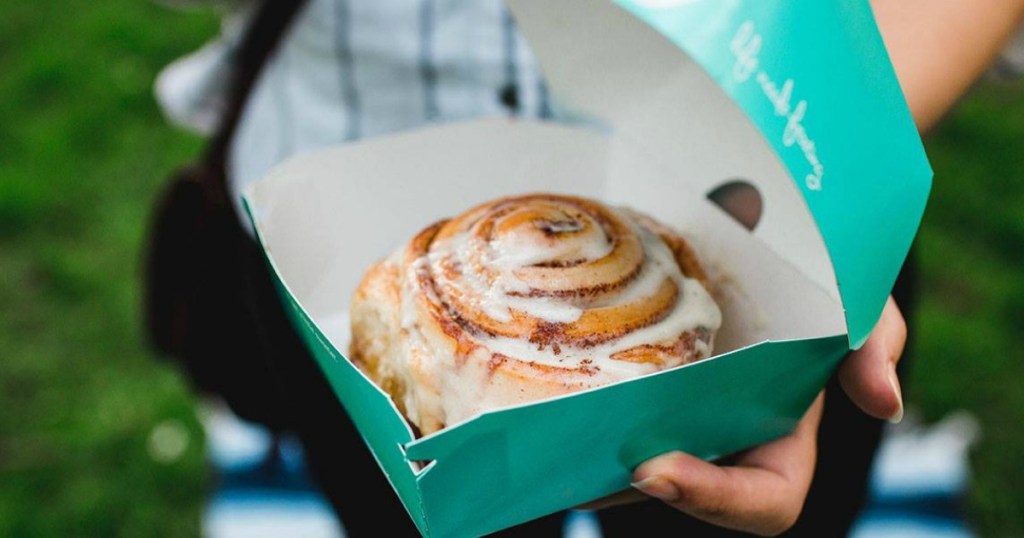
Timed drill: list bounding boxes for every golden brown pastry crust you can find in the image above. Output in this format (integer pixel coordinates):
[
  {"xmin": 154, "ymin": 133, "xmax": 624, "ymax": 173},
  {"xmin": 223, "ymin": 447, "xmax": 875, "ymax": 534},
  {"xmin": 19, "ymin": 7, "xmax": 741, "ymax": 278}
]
[{"xmin": 349, "ymin": 193, "xmax": 721, "ymax": 435}]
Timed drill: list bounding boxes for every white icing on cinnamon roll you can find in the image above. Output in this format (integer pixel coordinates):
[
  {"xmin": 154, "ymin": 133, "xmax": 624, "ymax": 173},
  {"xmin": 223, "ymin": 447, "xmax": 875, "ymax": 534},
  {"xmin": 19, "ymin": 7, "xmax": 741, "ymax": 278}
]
[{"xmin": 349, "ymin": 194, "xmax": 721, "ymax": 435}]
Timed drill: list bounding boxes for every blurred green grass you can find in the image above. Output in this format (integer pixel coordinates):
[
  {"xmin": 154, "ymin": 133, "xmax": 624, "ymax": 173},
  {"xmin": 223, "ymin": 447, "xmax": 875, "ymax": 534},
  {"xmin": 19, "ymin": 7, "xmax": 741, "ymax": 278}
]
[
  {"xmin": 0, "ymin": 1, "xmax": 217, "ymax": 536},
  {"xmin": 914, "ymin": 80, "xmax": 1024, "ymax": 535},
  {"xmin": 0, "ymin": 1, "xmax": 1022, "ymax": 536}
]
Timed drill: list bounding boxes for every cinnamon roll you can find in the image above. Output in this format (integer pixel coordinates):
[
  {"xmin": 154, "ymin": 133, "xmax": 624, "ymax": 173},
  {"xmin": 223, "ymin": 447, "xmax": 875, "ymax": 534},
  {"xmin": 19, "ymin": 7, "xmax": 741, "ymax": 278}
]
[{"xmin": 349, "ymin": 194, "xmax": 721, "ymax": 435}]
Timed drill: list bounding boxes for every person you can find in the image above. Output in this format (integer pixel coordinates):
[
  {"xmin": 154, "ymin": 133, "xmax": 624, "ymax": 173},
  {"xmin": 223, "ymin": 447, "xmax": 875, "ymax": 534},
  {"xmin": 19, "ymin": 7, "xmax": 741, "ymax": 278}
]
[{"xmin": 153, "ymin": 0, "xmax": 1024, "ymax": 535}]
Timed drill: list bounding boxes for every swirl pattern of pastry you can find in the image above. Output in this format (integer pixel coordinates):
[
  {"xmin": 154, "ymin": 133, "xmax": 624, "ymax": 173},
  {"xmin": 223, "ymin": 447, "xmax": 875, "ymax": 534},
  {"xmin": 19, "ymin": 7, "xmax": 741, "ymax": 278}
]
[{"xmin": 349, "ymin": 194, "xmax": 722, "ymax": 435}]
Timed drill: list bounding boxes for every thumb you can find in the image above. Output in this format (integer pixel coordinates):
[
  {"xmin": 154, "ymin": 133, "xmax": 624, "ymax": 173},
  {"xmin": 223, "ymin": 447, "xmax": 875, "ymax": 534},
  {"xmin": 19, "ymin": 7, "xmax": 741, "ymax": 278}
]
[
  {"xmin": 630, "ymin": 394, "xmax": 824, "ymax": 536},
  {"xmin": 838, "ymin": 296, "xmax": 906, "ymax": 422}
]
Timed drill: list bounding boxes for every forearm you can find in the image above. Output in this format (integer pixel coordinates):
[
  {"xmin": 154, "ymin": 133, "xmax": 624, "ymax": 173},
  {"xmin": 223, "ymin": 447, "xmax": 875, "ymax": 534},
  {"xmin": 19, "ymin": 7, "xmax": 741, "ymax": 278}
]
[{"xmin": 871, "ymin": 0, "xmax": 1024, "ymax": 133}]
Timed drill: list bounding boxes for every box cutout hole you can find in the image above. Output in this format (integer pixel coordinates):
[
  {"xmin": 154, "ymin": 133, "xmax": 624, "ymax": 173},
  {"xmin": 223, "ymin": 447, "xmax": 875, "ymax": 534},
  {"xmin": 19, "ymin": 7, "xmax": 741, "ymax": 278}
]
[{"xmin": 707, "ymin": 180, "xmax": 763, "ymax": 231}]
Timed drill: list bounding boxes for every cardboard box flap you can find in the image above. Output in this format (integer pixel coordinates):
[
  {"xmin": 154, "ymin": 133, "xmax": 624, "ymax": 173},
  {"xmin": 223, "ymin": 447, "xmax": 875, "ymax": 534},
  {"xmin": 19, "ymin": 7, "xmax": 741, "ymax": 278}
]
[
  {"xmin": 404, "ymin": 336, "xmax": 846, "ymax": 538},
  {"xmin": 243, "ymin": 118, "xmax": 852, "ymax": 536},
  {"xmin": 507, "ymin": 0, "xmax": 932, "ymax": 347}
]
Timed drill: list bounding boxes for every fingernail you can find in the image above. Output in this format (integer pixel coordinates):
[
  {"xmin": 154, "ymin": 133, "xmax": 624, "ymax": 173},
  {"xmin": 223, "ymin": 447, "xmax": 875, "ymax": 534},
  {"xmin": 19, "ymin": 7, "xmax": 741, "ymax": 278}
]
[
  {"xmin": 888, "ymin": 369, "xmax": 904, "ymax": 424},
  {"xmin": 631, "ymin": 476, "xmax": 680, "ymax": 502}
]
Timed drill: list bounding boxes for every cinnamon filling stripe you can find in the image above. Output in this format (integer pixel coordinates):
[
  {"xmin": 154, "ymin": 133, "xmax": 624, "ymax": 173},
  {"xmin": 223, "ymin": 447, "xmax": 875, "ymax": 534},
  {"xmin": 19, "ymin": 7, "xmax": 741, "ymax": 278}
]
[{"xmin": 406, "ymin": 195, "xmax": 705, "ymax": 361}]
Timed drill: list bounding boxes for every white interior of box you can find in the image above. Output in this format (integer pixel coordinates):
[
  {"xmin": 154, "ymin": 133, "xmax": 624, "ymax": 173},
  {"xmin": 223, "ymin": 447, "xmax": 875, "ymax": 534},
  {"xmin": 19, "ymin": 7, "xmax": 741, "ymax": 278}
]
[
  {"xmin": 247, "ymin": 118, "xmax": 846, "ymax": 361},
  {"xmin": 507, "ymin": 0, "xmax": 842, "ymax": 305}
]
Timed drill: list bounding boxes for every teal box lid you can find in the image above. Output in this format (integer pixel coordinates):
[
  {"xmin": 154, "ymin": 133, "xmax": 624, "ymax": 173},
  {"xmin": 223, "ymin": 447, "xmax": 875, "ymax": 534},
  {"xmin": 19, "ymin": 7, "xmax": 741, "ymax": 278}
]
[
  {"xmin": 243, "ymin": 0, "xmax": 930, "ymax": 535},
  {"xmin": 511, "ymin": 0, "xmax": 932, "ymax": 348}
]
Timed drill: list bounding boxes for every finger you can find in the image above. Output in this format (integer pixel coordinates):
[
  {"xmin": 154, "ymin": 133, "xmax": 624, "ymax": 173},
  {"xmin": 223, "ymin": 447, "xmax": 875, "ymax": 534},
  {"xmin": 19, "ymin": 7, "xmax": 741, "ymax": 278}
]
[
  {"xmin": 838, "ymin": 296, "xmax": 907, "ymax": 422},
  {"xmin": 631, "ymin": 395, "xmax": 824, "ymax": 536}
]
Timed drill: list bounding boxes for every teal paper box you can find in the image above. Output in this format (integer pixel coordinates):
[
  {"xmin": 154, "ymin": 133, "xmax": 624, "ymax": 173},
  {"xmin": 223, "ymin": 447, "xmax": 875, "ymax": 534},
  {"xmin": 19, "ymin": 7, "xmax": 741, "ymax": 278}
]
[{"xmin": 243, "ymin": 0, "xmax": 932, "ymax": 536}]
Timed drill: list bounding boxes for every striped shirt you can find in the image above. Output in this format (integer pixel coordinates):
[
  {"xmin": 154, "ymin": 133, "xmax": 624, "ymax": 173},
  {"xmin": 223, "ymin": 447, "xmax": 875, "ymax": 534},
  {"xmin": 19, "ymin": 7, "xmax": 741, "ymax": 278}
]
[{"xmin": 156, "ymin": 0, "xmax": 554, "ymax": 217}]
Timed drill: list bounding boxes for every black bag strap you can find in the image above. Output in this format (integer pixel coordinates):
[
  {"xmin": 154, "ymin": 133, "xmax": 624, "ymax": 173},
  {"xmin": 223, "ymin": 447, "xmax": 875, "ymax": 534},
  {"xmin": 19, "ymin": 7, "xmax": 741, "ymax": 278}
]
[{"xmin": 200, "ymin": 0, "xmax": 310, "ymax": 202}]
